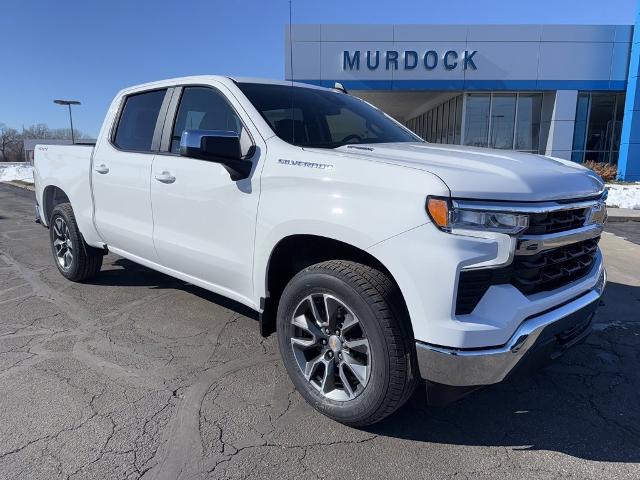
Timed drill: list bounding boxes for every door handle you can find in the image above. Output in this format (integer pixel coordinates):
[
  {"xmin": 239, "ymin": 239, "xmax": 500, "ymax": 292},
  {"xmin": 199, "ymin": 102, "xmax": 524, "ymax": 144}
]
[
  {"xmin": 95, "ymin": 164, "xmax": 109, "ymax": 174},
  {"xmin": 154, "ymin": 171, "xmax": 176, "ymax": 184}
]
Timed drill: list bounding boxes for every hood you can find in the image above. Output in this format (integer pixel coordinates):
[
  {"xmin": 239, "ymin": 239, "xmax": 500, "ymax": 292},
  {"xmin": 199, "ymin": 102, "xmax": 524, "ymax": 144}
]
[{"xmin": 330, "ymin": 143, "xmax": 605, "ymax": 202}]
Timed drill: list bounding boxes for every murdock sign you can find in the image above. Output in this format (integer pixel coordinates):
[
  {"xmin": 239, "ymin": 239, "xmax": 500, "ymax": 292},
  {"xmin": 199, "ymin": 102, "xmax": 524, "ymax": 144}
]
[{"xmin": 343, "ymin": 50, "xmax": 478, "ymax": 71}]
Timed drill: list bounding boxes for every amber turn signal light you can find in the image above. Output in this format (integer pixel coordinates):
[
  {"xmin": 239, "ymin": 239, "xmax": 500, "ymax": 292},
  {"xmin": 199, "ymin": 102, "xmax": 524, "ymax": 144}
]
[{"xmin": 427, "ymin": 197, "xmax": 450, "ymax": 229}]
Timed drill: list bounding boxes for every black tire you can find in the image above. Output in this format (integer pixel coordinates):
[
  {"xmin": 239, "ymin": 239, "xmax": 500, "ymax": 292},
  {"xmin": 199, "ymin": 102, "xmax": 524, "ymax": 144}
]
[
  {"xmin": 277, "ymin": 260, "xmax": 417, "ymax": 426},
  {"xmin": 49, "ymin": 203, "xmax": 103, "ymax": 282}
]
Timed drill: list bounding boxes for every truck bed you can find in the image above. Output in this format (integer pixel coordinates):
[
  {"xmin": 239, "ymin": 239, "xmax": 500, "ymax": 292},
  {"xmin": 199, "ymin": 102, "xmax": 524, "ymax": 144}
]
[{"xmin": 33, "ymin": 144, "xmax": 102, "ymax": 246}]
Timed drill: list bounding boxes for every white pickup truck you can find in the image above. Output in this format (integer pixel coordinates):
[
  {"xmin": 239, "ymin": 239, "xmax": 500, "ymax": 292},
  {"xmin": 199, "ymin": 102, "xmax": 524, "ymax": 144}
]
[{"xmin": 34, "ymin": 76, "xmax": 607, "ymax": 426}]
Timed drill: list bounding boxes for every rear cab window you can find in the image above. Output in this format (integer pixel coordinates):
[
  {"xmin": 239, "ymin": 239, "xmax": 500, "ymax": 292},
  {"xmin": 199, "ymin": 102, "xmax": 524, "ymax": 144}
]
[{"xmin": 113, "ymin": 89, "xmax": 167, "ymax": 151}]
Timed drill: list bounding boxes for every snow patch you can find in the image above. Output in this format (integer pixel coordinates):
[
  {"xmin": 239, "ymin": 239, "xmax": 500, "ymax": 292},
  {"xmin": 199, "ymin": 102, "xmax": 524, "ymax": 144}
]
[
  {"xmin": 0, "ymin": 163, "xmax": 34, "ymax": 184},
  {"xmin": 606, "ymin": 183, "xmax": 640, "ymax": 210}
]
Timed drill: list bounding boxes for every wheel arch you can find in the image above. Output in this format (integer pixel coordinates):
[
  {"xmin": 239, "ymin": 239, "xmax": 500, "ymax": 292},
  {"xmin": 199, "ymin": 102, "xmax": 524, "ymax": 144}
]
[
  {"xmin": 42, "ymin": 185, "xmax": 71, "ymax": 225},
  {"xmin": 259, "ymin": 234, "xmax": 411, "ymax": 336}
]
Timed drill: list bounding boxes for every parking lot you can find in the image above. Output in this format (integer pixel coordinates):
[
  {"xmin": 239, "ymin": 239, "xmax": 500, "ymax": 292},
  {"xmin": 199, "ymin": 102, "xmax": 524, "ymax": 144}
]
[{"xmin": 0, "ymin": 182, "xmax": 639, "ymax": 480}]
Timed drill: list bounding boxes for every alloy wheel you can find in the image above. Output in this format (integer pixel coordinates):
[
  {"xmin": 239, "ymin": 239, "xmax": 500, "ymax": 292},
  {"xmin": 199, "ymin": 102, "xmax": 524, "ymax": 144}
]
[
  {"xmin": 289, "ymin": 293, "xmax": 371, "ymax": 401},
  {"xmin": 52, "ymin": 216, "xmax": 73, "ymax": 270}
]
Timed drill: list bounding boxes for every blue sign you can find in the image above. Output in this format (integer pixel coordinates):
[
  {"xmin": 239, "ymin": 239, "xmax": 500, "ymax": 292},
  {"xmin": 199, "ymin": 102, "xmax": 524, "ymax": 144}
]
[{"xmin": 343, "ymin": 50, "xmax": 478, "ymax": 71}]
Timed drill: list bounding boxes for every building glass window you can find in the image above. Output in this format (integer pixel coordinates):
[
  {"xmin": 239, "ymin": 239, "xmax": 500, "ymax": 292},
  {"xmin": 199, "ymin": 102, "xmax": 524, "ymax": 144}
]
[
  {"xmin": 612, "ymin": 92, "xmax": 624, "ymax": 153},
  {"xmin": 423, "ymin": 112, "xmax": 428, "ymax": 138},
  {"xmin": 440, "ymin": 104, "xmax": 446, "ymax": 142},
  {"xmin": 443, "ymin": 103, "xmax": 448, "ymax": 142},
  {"xmin": 586, "ymin": 94, "xmax": 616, "ymax": 163},
  {"xmin": 489, "ymin": 94, "xmax": 516, "ymax": 149},
  {"xmin": 464, "ymin": 94, "xmax": 491, "ymax": 147},
  {"xmin": 454, "ymin": 96, "xmax": 463, "ymax": 144},
  {"xmin": 407, "ymin": 92, "xmax": 542, "ymax": 152},
  {"xmin": 445, "ymin": 103, "xmax": 450, "ymax": 143},
  {"xmin": 447, "ymin": 98, "xmax": 456, "ymax": 144},
  {"xmin": 441, "ymin": 101, "xmax": 449, "ymax": 144},
  {"xmin": 571, "ymin": 92, "xmax": 625, "ymax": 164},
  {"xmin": 430, "ymin": 107, "xmax": 437, "ymax": 142},
  {"xmin": 571, "ymin": 93, "xmax": 590, "ymax": 162},
  {"xmin": 515, "ymin": 93, "xmax": 542, "ymax": 152}
]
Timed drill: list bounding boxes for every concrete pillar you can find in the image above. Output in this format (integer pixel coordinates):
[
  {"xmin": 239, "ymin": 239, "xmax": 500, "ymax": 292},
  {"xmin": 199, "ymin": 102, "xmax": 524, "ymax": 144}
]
[
  {"xmin": 618, "ymin": 1, "xmax": 640, "ymax": 181},
  {"xmin": 544, "ymin": 90, "xmax": 578, "ymax": 160}
]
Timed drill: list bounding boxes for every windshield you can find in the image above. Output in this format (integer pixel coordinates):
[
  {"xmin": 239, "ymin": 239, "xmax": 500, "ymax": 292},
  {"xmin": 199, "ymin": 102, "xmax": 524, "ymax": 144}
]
[{"xmin": 237, "ymin": 82, "xmax": 422, "ymax": 148}]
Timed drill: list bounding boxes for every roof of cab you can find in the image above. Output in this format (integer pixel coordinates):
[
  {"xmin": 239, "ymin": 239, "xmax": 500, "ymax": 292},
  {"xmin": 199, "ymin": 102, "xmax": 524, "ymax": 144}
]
[{"xmin": 117, "ymin": 75, "xmax": 332, "ymax": 96}]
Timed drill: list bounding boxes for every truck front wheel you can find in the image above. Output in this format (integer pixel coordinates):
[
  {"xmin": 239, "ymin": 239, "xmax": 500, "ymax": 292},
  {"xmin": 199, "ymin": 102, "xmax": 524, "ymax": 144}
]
[
  {"xmin": 49, "ymin": 203, "xmax": 103, "ymax": 282},
  {"xmin": 277, "ymin": 260, "xmax": 417, "ymax": 426}
]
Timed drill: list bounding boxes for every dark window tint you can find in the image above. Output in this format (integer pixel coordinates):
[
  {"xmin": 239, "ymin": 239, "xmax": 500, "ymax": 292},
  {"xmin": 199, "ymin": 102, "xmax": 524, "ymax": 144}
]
[
  {"xmin": 571, "ymin": 92, "xmax": 625, "ymax": 165},
  {"xmin": 114, "ymin": 89, "xmax": 166, "ymax": 151},
  {"xmin": 171, "ymin": 87, "xmax": 242, "ymax": 153},
  {"xmin": 238, "ymin": 83, "xmax": 419, "ymax": 148}
]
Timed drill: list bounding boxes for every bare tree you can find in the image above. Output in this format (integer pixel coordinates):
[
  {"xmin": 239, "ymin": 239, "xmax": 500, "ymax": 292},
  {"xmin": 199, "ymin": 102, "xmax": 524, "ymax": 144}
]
[
  {"xmin": 0, "ymin": 124, "xmax": 21, "ymax": 162},
  {"xmin": 22, "ymin": 123, "xmax": 51, "ymax": 140},
  {"xmin": 1, "ymin": 122, "xmax": 91, "ymax": 162}
]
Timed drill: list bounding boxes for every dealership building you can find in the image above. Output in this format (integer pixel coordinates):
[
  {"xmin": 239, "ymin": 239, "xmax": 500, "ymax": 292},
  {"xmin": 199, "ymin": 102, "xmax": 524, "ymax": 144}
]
[{"xmin": 286, "ymin": 12, "xmax": 640, "ymax": 180}]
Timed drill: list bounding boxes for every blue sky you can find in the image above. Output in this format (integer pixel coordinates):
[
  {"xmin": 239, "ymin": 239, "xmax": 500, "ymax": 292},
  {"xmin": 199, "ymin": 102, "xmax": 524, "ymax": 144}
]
[{"xmin": 1, "ymin": 0, "xmax": 637, "ymax": 137}]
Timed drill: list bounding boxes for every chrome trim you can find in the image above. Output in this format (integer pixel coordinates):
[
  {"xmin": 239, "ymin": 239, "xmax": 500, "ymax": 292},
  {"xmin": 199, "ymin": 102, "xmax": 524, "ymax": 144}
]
[
  {"xmin": 180, "ymin": 129, "xmax": 238, "ymax": 150},
  {"xmin": 515, "ymin": 223, "xmax": 604, "ymax": 256},
  {"xmin": 416, "ymin": 269, "xmax": 605, "ymax": 387},
  {"xmin": 452, "ymin": 196, "xmax": 605, "ymax": 214}
]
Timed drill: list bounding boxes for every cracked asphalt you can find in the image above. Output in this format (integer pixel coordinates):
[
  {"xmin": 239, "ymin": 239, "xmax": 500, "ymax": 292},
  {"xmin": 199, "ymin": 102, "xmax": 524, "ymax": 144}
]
[{"xmin": 0, "ymin": 182, "xmax": 639, "ymax": 480}]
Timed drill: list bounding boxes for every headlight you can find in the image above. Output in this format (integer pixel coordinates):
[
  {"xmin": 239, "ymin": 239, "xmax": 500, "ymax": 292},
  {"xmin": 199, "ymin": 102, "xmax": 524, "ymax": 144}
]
[
  {"xmin": 427, "ymin": 197, "xmax": 529, "ymax": 235},
  {"xmin": 585, "ymin": 201, "xmax": 607, "ymax": 226}
]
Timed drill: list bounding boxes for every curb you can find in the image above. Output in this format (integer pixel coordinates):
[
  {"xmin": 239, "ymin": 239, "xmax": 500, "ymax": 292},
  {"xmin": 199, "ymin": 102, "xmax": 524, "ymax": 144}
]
[
  {"xmin": 606, "ymin": 206, "xmax": 640, "ymax": 223},
  {"xmin": 3, "ymin": 181, "xmax": 35, "ymax": 191},
  {"xmin": 607, "ymin": 215, "xmax": 640, "ymax": 223}
]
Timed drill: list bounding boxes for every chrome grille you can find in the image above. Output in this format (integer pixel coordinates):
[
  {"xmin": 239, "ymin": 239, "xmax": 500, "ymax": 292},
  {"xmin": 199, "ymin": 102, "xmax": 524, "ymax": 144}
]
[
  {"xmin": 524, "ymin": 208, "xmax": 588, "ymax": 235},
  {"xmin": 511, "ymin": 238, "xmax": 599, "ymax": 294}
]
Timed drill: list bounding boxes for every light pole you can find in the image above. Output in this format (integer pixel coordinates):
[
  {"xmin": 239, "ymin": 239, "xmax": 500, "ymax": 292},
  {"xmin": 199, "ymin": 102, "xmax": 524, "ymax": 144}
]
[{"xmin": 53, "ymin": 99, "xmax": 81, "ymax": 144}]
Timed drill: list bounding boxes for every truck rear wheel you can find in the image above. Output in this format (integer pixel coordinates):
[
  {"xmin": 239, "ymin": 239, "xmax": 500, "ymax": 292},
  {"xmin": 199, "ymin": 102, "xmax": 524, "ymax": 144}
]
[
  {"xmin": 277, "ymin": 260, "xmax": 417, "ymax": 426},
  {"xmin": 49, "ymin": 203, "xmax": 103, "ymax": 282}
]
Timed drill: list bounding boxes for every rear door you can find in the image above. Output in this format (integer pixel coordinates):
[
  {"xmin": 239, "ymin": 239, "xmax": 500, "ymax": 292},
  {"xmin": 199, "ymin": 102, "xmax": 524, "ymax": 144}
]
[
  {"xmin": 149, "ymin": 84, "xmax": 262, "ymax": 304},
  {"xmin": 92, "ymin": 88, "xmax": 171, "ymax": 261}
]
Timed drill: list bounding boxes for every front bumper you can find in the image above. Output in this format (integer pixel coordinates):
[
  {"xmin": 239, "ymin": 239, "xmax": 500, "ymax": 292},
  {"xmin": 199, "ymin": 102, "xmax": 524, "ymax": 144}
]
[{"xmin": 416, "ymin": 268, "xmax": 605, "ymax": 387}]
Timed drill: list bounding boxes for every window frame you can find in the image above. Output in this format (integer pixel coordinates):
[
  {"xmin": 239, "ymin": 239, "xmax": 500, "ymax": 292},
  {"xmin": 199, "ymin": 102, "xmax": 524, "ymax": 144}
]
[
  {"xmin": 109, "ymin": 88, "xmax": 172, "ymax": 154},
  {"xmin": 158, "ymin": 84, "xmax": 256, "ymax": 160}
]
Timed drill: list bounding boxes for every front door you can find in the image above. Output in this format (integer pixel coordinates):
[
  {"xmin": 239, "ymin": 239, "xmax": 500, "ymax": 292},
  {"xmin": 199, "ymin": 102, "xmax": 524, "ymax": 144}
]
[
  {"xmin": 92, "ymin": 88, "xmax": 170, "ymax": 262},
  {"xmin": 150, "ymin": 85, "xmax": 261, "ymax": 305}
]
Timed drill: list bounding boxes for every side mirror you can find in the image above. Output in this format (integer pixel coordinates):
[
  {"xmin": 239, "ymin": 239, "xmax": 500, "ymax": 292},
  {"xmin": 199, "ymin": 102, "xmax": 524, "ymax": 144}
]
[{"xmin": 179, "ymin": 129, "xmax": 252, "ymax": 181}]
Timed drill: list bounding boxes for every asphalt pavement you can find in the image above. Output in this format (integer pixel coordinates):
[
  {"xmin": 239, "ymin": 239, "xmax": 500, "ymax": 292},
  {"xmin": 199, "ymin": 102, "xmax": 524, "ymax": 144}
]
[
  {"xmin": 606, "ymin": 221, "xmax": 640, "ymax": 245},
  {"xmin": 0, "ymin": 182, "xmax": 639, "ymax": 480}
]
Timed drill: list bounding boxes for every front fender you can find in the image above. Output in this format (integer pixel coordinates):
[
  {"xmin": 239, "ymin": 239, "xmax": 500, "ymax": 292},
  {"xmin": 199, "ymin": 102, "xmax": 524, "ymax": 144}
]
[{"xmin": 252, "ymin": 142, "xmax": 450, "ymax": 303}]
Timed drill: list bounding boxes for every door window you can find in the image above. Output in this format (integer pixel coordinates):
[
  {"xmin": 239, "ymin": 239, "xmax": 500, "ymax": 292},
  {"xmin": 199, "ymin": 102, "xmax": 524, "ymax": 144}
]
[
  {"xmin": 171, "ymin": 87, "xmax": 248, "ymax": 154},
  {"xmin": 113, "ymin": 89, "xmax": 166, "ymax": 151}
]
